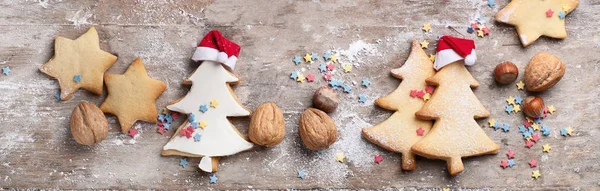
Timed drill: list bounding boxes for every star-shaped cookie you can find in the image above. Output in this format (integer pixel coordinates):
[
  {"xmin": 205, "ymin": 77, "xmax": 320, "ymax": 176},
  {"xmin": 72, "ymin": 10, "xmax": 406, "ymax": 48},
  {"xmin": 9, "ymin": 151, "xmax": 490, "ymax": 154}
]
[
  {"xmin": 495, "ymin": 0, "xmax": 579, "ymax": 47},
  {"xmin": 40, "ymin": 27, "xmax": 117, "ymax": 100},
  {"xmin": 100, "ymin": 58, "xmax": 166, "ymax": 133}
]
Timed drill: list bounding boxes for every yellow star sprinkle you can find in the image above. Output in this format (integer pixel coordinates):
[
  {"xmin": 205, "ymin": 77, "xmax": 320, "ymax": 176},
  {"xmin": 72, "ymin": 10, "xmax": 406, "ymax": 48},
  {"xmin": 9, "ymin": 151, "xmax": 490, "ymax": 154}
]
[
  {"xmin": 210, "ymin": 99, "xmax": 219, "ymax": 108},
  {"xmin": 526, "ymin": 116, "xmax": 534, "ymax": 123},
  {"xmin": 566, "ymin": 127, "xmax": 574, "ymax": 135},
  {"xmin": 477, "ymin": 30, "xmax": 484, "ymax": 37},
  {"xmin": 163, "ymin": 108, "xmax": 169, "ymax": 114},
  {"xmin": 516, "ymin": 81, "xmax": 525, "ymax": 90},
  {"xmin": 513, "ymin": 104, "xmax": 521, "ymax": 113},
  {"xmin": 506, "ymin": 96, "xmax": 516, "ymax": 105},
  {"xmin": 547, "ymin": 105, "xmax": 556, "ymax": 114},
  {"xmin": 532, "ymin": 170, "xmax": 541, "ymax": 179},
  {"xmin": 297, "ymin": 73, "xmax": 305, "ymax": 82},
  {"xmin": 343, "ymin": 64, "xmax": 352, "ymax": 73},
  {"xmin": 199, "ymin": 120, "xmax": 207, "ymax": 129},
  {"xmin": 542, "ymin": 144, "xmax": 551, "ymax": 153},
  {"xmin": 303, "ymin": 53, "xmax": 312, "ymax": 63},
  {"xmin": 562, "ymin": 5, "xmax": 571, "ymax": 12},
  {"xmin": 335, "ymin": 153, "xmax": 345, "ymax": 163},
  {"xmin": 422, "ymin": 23, "xmax": 431, "ymax": 32},
  {"xmin": 331, "ymin": 54, "xmax": 338, "ymax": 63},
  {"xmin": 488, "ymin": 119, "xmax": 497, "ymax": 127},
  {"xmin": 531, "ymin": 123, "xmax": 539, "ymax": 131},
  {"xmin": 442, "ymin": 188, "xmax": 450, "ymax": 191},
  {"xmin": 420, "ymin": 40, "xmax": 429, "ymax": 49},
  {"xmin": 423, "ymin": 93, "xmax": 431, "ymax": 101},
  {"xmin": 429, "ymin": 54, "xmax": 436, "ymax": 62}
]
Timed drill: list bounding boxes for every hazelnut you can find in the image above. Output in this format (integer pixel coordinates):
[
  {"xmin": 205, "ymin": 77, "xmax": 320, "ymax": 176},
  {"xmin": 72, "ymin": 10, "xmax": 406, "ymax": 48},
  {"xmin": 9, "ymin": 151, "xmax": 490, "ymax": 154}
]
[
  {"xmin": 524, "ymin": 52, "xmax": 565, "ymax": 92},
  {"xmin": 248, "ymin": 102, "xmax": 285, "ymax": 147},
  {"xmin": 493, "ymin": 61, "xmax": 519, "ymax": 85},
  {"xmin": 70, "ymin": 102, "xmax": 109, "ymax": 145},
  {"xmin": 299, "ymin": 108, "xmax": 337, "ymax": 150},
  {"xmin": 522, "ymin": 96, "xmax": 545, "ymax": 118},
  {"xmin": 313, "ymin": 86, "xmax": 339, "ymax": 113}
]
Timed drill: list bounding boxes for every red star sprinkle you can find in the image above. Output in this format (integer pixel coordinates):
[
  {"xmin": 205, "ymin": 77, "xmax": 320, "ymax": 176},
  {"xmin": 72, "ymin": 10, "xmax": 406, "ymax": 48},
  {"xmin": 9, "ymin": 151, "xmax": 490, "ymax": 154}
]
[
  {"xmin": 525, "ymin": 140, "xmax": 534, "ymax": 148},
  {"xmin": 157, "ymin": 121, "xmax": 164, "ymax": 127},
  {"xmin": 324, "ymin": 72, "xmax": 332, "ymax": 81},
  {"xmin": 482, "ymin": 27, "xmax": 490, "ymax": 35},
  {"xmin": 410, "ymin": 90, "xmax": 418, "ymax": 98},
  {"xmin": 529, "ymin": 159, "xmax": 538, "ymax": 168},
  {"xmin": 374, "ymin": 155, "xmax": 383, "ymax": 164},
  {"xmin": 416, "ymin": 127, "xmax": 425, "ymax": 136},
  {"xmin": 523, "ymin": 121, "xmax": 532, "ymax": 128},
  {"xmin": 471, "ymin": 23, "xmax": 479, "ymax": 30},
  {"xmin": 184, "ymin": 127, "xmax": 194, "ymax": 138},
  {"xmin": 157, "ymin": 126, "xmax": 167, "ymax": 135},
  {"xmin": 179, "ymin": 127, "xmax": 188, "ymax": 137},
  {"xmin": 544, "ymin": 107, "xmax": 549, "ymax": 114},
  {"xmin": 425, "ymin": 86, "xmax": 435, "ymax": 94},
  {"xmin": 171, "ymin": 112, "xmax": 180, "ymax": 120},
  {"xmin": 506, "ymin": 150, "xmax": 515, "ymax": 159},
  {"xmin": 531, "ymin": 134, "xmax": 540, "ymax": 143},
  {"xmin": 546, "ymin": 9, "xmax": 554, "ymax": 17},
  {"xmin": 128, "ymin": 128, "xmax": 138, "ymax": 138},
  {"xmin": 500, "ymin": 160, "xmax": 509, "ymax": 169},
  {"xmin": 306, "ymin": 74, "xmax": 315, "ymax": 82},
  {"xmin": 326, "ymin": 63, "xmax": 335, "ymax": 71},
  {"xmin": 416, "ymin": 90, "xmax": 425, "ymax": 98}
]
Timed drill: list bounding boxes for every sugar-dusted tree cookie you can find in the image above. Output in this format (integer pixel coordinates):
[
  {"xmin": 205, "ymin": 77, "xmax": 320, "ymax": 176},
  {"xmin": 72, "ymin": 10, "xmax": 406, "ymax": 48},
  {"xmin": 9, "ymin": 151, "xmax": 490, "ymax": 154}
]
[
  {"xmin": 495, "ymin": 0, "xmax": 579, "ymax": 47},
  {"xmin": 162, "ymin": 31, "xmax": 253, "ymax": 172},
  {"xmin": 361, "ymin": 40, "xmax": 435, "ymax": 171}
]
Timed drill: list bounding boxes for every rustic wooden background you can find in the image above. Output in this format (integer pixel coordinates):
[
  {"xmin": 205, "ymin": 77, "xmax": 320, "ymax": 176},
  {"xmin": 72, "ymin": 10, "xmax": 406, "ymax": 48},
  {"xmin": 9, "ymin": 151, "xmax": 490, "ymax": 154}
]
[{"xmin": 1, "ymin": 0, "xmax": 598, "ymax": 190}]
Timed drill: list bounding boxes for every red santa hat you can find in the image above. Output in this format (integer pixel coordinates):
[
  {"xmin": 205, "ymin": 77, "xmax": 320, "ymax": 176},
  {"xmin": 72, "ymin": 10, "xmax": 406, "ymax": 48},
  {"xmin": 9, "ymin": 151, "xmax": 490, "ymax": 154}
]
[
  {"xmin": 433, "ymin": 36, "xmax": 477, "ymax": 71},
  {"xmin": 191, "ymin": 30, "xmax": 241, "ymax": 70}
]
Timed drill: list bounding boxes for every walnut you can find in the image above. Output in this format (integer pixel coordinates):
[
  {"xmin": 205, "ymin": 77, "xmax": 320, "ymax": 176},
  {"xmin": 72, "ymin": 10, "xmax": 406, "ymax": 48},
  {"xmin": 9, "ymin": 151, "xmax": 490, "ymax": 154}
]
[
  {"xmin": 299, "ymin": 108, "xmax": 337, "ymax": 150},
  {"xmin": 525, "ymin": 52, "xmax": 566, "ymax": 92},
  {"xmin": 248, "ymin": 102, "xmax": 285, "ymax": 147},
  {"xmin": 70, "ymin": 102, "xmax": 108, "ymax": 145}
]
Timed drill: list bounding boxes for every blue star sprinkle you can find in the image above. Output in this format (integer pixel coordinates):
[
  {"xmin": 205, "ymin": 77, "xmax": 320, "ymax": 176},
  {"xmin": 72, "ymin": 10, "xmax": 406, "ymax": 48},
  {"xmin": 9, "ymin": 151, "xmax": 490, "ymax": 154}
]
[
  {"xmin": 194, "ymin": 133, "xmax": 202, "ymax": 142},
  {"xmin": 502, "ymin": 123, "xmax": 510, "ymax": 132},
  {"xmin": 335, "ymin": 79, "xmax": 344, "ymax": 87},
  {"xmin": 323, "ymin": 51, "xmax": 332, "ymax": 61},
  {"xmin": 560, "ymin": 128, "xmax": 568, "ymax": 136},
  {"xmin": 362, "ymin": 78, "xmax": 371, "ymax": 87},
  {"xmin": 55, "ymin": 91, "xmax": 61, "ymax": 101},
  {"xmin": 505, "ymin": 105, "xmax": 514, "ymax": 114},
  {"xmin": 534, "ymin": 118, "xmax": 542, "ymax": 124},
  {"xmin": 179, "ymin": 158, "xmax": 188, "ymax": 168},
  {"xmin": 292, "ymin": 56, "xmax": 302, "ymax": 65},
  {"xmin": 158, "ymin": 114, "xmax": 165, "ymax": 122},
  {"xmin": 487, "ymin": 0, "xmax": 495, "ymax": 7},
  {"xmin": 165, "ymin": 114, "xmax": 173, "ymax": 123},
  {"xmin": 558, "ymin": 11, "xmax": 566, "ymax": 19},
  {"xmin": 164, "ymin": 122, "xmax": 171, "ymax": 130},
  {"xmin": 298, "ymin": 169, "xmax": 307, "ymax": 179},
  {"xmin": 358, "ymin": 95, "xmax": 367, "ymax": 103},
  {"xmin": 319, "ymin": 64, "xmax": 327, "ymax": 72},
  {"xmin": 493, "ymin": 122, "xmax": 501, "ymax": 131},
  {"xmin": 477, "ymin": 17, "xmax": 487, "ymax": 24},
  {"xmin": 528, "ymin": 127, "xmax": 534, "ymax": 134},
  {"xmin": 467, "ymin": 27, "xmax": 475, "ymax": 34},
  {"xmin": 311, "ymin": 52, "xmax": 318, "ymax": 61},
  {"xmin": 343, "ymin": 85, "xmax": 352, "ymax": 93},
  {"xmin": 209, "ymin": 174, "xmax": 218, "ymax": 184},
  {"xmin": 519, "ymin": 125, "xmax": 527, "ymax": 133},
  {"xmin": 2, "ymin": 66, "xmax": 10, "ymax": 75},
  {"xmin": 515, "ymin": 95, "xmax": 523, "ymax": 105},
  {"xmin": 188, "ymin": 113, "xmax": 196, "ymax": 123},
  {"xmin": 542, "ymin": 125, "xmax": 551, "ymax": 136},
  {"xmin": 290, "ymin": 71, "xmax": 298, "ymax": 80},
  {"xmin": 73, "ymin": 75, "xmax": 82, "ymax": 83},
  {"xmin": 199, "ymin": 104, "xmax": 209, "ymax": 113},
  {"xmin": 508, "ymin": 159, "xmax": 515, "ymax": 167},
  {"xmin": 523, "ymin": 131, "xmax": 532, "ymax": 138},
  {"xmin": 191, "ymin": 121, "xmax": 198, "ymax": 129}
]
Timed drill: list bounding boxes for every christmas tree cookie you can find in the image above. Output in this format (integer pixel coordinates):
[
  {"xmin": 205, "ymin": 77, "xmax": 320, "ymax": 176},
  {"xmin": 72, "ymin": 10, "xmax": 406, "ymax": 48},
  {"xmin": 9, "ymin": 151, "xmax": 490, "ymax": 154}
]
[
  {"xmin": 362, "ymin": 40, "xmax": 435, "ymax": 171},
  {"xmin": 162, "ymin": 31, "xmax": 253, "ymax": 172}
]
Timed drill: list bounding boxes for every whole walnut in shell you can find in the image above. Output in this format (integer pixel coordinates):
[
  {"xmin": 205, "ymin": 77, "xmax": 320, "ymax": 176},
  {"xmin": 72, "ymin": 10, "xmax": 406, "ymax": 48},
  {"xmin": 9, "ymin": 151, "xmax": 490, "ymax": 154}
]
[
  {"xmin": 70, "ymin": 102, "xmax": 108, "ymax": 145},
  {"xmin": 299, "ymin": 108, "xmax": 338, "ymax": 150},
  {"xmin": 248, "ymin": 102, "xmax": 285, "ymax": 147},
  {"xmin": 524, "ymin": 52, "xmax": 565, "ymax": 92}
]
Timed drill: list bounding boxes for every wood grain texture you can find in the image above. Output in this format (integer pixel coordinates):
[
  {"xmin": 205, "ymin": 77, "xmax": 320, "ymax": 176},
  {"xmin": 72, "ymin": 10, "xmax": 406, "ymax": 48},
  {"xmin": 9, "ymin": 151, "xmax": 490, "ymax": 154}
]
[{"xmin": 0, "ymin": 0, "xmax": 599, "ymax": 190}]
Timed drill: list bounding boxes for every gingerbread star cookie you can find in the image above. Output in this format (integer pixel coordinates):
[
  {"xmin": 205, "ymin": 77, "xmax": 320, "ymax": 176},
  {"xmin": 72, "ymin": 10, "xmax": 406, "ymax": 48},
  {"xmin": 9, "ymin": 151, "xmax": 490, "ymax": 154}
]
[
  {"xmin": 40, "ymin": 27, "xmax": 117, "ymax": 100},
  {"xmin": 495, "ymin": 0, "xmax": 579, "ymax": 47},
  {"xmin": 100, "ymin": 58, "xmax": 166, "ymax": 133}
]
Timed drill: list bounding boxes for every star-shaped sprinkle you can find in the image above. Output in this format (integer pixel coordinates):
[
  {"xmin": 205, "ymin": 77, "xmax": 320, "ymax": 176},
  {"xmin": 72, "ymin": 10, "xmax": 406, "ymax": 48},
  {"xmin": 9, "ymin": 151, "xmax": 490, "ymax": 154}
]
[
  {"xmin": 422, "ymin": 23, "xmax": 431, "ymax": 32},
  {"xmin": 508, "ymin": 159, "xmax": 516, "ymax": 167},
  {"xmin": 506, "ymin": 96, "xmax": 515, "ymax": 105},
  {"xmin": 516, "ymin": 81, "xmax": 525, "ymax": 90},
  {"xmin": 558, "ymin": 11, "xmax": 566, "ymax": 19},
  {"xmin": 361, "ymin": 78, "xmax": 371, "ymax": 87},
  {"xmin": 513, "ymin": 104, "xmax": 521, "ymax": 113},
  {"xmin": 547, "ymin": 105, "xmax": 556, "ymax": 114},
  {"xmin": 331, "ymin": 54, "xmax": 338, "ymax": 63},
  {"xmin": 489, "ymin": 119, "xmax": 497, "ymax": 127},
  {"xmin": 335, "ymin": 153, "xmax": 345, "ymax": 162},
  {"xmin": 410, "ymin": 90, "xmax": 418, "ymax": 98},
  {"xmin": 467, "ymin": 26, "xmax": 475, "ymax": 34},
  {"xmin": 209, "ymin": 174, "xmax": 218, "ymax": 184},
  {"xmin": 546, "ymin": 9, "xmax": 554, "ymax": 17},
  {"xmin": 529, "ymin": 159, "xmax": 538, "ymax": 168},
  {"xmin": 531, "ymin": 134, "xmax": 540, "ymax": 143},
  {"xmin": 488, "ymin": 0, "xmax": 495, "ymax": 7},
  {"xmin": 323, "ymin": 51, "xmax": 332, "ymax": 61},
  {"xmin": 2, "ymin": 66, "xmax": 10, "ymax": 75},
  {"xmin": 542, "ymin": 125, "xmax": 551, "ymax": 136},
  {"xmin": 55, "ymin": 91, "xmax": 61, "ymax": 101},
  {"xmin": 358, "ymin": 95, "xmax": 367, "ymax": 103},
  {"xmin": 323, "ymin": 72, "xmax": 332, "ymax": 81},
  {"xmin": 194, "ymin": 133, "xmax": 202, "ymax": 142},
  {"xmin": 298, "ymin": 169, "xmax": 307, "ymax": 179},
  {"xmin": 423, "ymin": 93, "xmax": 431, "ymax": 101},
  {"xmin": 542, "ymin": 144, "xmax": 551, "ymax": 153},
  {"xmin": 566, "ymin": 127, "xmax": 574, "ymax": 135},
  {"xmin": 560, "ymin": 128, "xmax": 568, "ymax": 136},
  {"xmin": 493, "ymin": 122, "xmax": 501, "ymax": 130},
  {"xmin": 157, "ymin": 126, "xmax": 167, "ymax": 135},
  {"xmin": 515, "ymin": 95, "xmax": 523, "ymax": 105},
  {"xmin": 443, "ymin": 188, "xmax": 450, "ymax": 191},
  {"xmin": 290, "ymin": 71, "xmax": 298, "ymax": 80},
  {"xmin": 311, "ymin": 52, "xmax": 318, "ymax": 61},
  {"xmin": 326, "ymin": 63, "xmax": 335, "ymax": 71},
  {"xmin": 158, "ymin": 114, "xmax": 166, "ymax": 122},
  {"xmin": 210, "ymin": 99, "xmax": 219, "ymax": 108},
  {"xmin": 532, "ymin": 170, "xmax": 541, "ymax": 179},
  {"xmin": 532, "ymin": 123, "xmax": 540, "ymax": 131},
  {"xmin": 343, "ymin": 64, "xmax": 352, "ymax": 73},
  {"xmin": 292, "ymin": 56, "xmax": 302, "ymax": 65},
  {"xmin": 471, "ymin": 23, "xmax": 479, "ymax": 30},
  {"xmin": 506, "ymin": 150, "xmax": 515, "ymax": 159},
  {"xmin": 73, "ymin": 75, "xmax": 82, "ymax": 83},
  {"xmin": 500, "ymin": 160, "xmax": 509, "ymax": 169},
  {"xmin": 519, "ymin": 125, "xmax": 527, "ymax": 133},
  {"xmin": 180, "ymin": 158, "xmax": 188, "ymax": 167},
  {"xmin": 505, "ymin": 105, "xmax": 514, "ymax": 114},
  {"xmin": 128, "ymin": 128, "xmax": 138, "ymax": 138},
  {"xmin": 502, "ymin": 123, "xmax": 510, "ymax": 132},
  {"xmin": 163, "ymin": 122, "xmax": 171, "ymax": 130},
  {"xmin": 524, "ymin": 120, "xmax": 532, "ymax": 127},
  {"xmin": 525, "ymin": 140, "xmax": 534, "ymax": 148},
  {"xmin": 416, "ymin": 90, "xmax": 425, "ymax": 98},
  {"xmin": 374, "ymin": 155, "xmax": 383, "ymax": 164},
  {"xmin": 425, "ymin": 86, "xmax": 435, "ymax": 94},
  {"xmin": 319, "ymin": 64, "xmax": 327, "ymax": 72},
  {"xmin": 416, "ymin": 127, "xmax": 425, "ymax": 136},
  {"xmin": 199, "ymin": 104, "xmax": 209, "ymax": 113},
  {"xmin": 429, "ymin": 54, "xmax": 436, "ymax": 62},
  {"xmin": 477, "ymin": 30, "xmax": 485, "ymax": 37},
  {"xmin": 296, "ymin": 73, "xmax": 305, "ymax": 82},
  {"xmin": 420, "ymin": 40, "xmax": 429, "ymax": 49},
  {"xmin": 482, "ymin": 27, "xmax": 490, "ymax": 35},
  {"xmin": 199, "ymin": 120, "xmax": 207, "ymax": 129},
  {"xmin": 343, "ymin": 85, "xmax": 352, "ymax": 93},
  {"xmin": 306, "ymin": 74, "xmax": 315, "ymax": 82},
  {"xmin": 188, "ymin": 113, "xmax": 196, "ymax": 122},
  {"xmin": 303, "ymin": 53, "xmax": 312, "ymax": 63}
]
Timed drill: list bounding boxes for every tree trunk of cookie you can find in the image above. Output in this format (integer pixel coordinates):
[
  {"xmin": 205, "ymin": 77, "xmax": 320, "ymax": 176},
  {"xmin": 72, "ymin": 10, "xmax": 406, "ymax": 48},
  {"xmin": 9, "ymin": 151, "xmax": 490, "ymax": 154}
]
[
  {"xmin": 447, "ymin": 157, "xmax": 464, "ymax": 176},
  {"xmin": 401, "ymin": 152, "xmax": 416, "ymax": 171}
]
